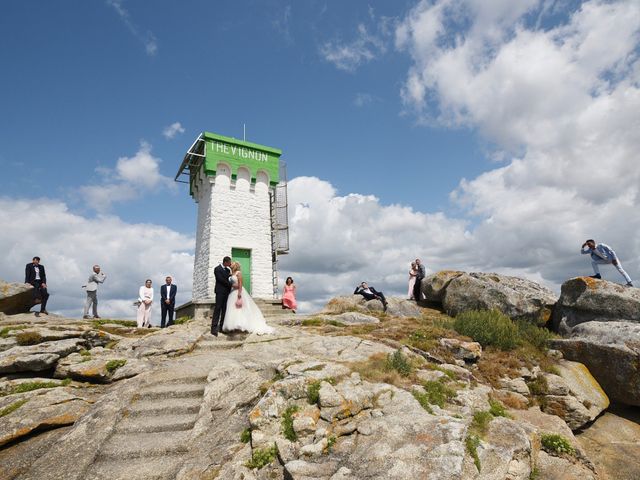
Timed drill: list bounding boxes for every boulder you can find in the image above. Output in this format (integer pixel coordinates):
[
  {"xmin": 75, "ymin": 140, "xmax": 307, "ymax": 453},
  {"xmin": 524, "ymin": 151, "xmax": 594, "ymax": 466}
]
[
  {"xmin": 0, "ymin": 279, "xmax": 35, "ymax": 314},
  {"xmin": 438, "ymin": 338, "xmax": 482, "ymax": 362},
  {"xmin": 422, "ymin": 270, "xmax": 463, "ymax": 302},
  {"xmin": 552, "ymin": 277, "xmax": 640, "ymax": 332},
  {"xmin": 323, "ymin": 296, "xmax": 422, "ymax": 318},
  {"xmin": 424, "ymin": 271, "xmax": 557, "ymax": 322},
  {"xmin": 551, "ymin": 321, "xmax": 640, "ymax": 406},
  {"xmin": 0, "ymin": 338, "xmax": 86, "ymax": 374},
  {"xmin": 320, "ymin": 312, "xmax": 380, "ymax": 325},
  {"xmin": 576, "ymin": 410, "xmax": 640, "ymax": 480},
  {"xmin": 0, "ymin": 388, "xmax": 92, "ymax": 447}
]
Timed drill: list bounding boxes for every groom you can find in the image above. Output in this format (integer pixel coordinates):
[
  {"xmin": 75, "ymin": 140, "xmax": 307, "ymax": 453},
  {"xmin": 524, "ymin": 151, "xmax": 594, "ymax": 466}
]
[{"xmin": 211, "ymin": 256, "xmax": 232, "ymax": 336}]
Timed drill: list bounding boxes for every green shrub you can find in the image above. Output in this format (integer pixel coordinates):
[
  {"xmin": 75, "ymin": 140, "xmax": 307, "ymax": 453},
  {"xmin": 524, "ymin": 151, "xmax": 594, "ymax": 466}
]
[
  {"xmin": 454, "ymin": 310, "xmax": 519, "ymax": 350},
  {"xmin": 105, "ymin": 359, "xmax": 127, "ymax": 373},
  {"xmin": 0, "ymin": 325, "xmax": 28, "ymax": 338},
  {"xmin": 488, "ymin": 399, "xmax": 508, "ymax": 418},
  {"xmin": 15, "ymin": 331, "xmax": 43, "ymax": 346},
  {"xmin": 326, "ymin": 435, "xmax": 336, "ymax": 453},
  {"xmin": 471, "ymin": 410, "xmax": 494, "ymax": 435},
  {"xmin": 527, "ymin": 376, "xmax": 548, "ymax": 396},
  {"xmin": 245, "ymin": 444, "xmax": 278, "ymax": 469},
  {"xmin": 540, "ymin": 433, "xmax": 575, "ymax": 456},
  {"xmin": 301, "ymin": 318, "xmax": 324, "ymax": 327},
  {"xmin": 422, "ymin": 379, "xmax": 457, "ymax": 408},
  {"xmin": 465, "ymin": 434, "xmax": 481, "ymax": 472},
  {"xmin": 281, "ymin": 405, "xmax": 299, "ymax": 441},
  {"xmin": 174, "ymin": 316, "xmax": 192, "ymax": 325},
  {"xmin": 307, "ymin": 380, "xmax": 322, "ymax": 405},
  {"xmin": 516, "ymin": 320, "xmax": 556, "ymax": 350},
  {"xmin": 0, "ymin": 399, "xmax": 28, "ymax": 417},
  {"xmin": 412, "ymin": 390, "xmax": 434, "ymax": 414},
  {"xmin": 240, "ymin": 428, "xmax": 252, "ymax": 443},
  {"xmin": 386, "ymin": 350, "xmax": 413, "ymax": 377}
]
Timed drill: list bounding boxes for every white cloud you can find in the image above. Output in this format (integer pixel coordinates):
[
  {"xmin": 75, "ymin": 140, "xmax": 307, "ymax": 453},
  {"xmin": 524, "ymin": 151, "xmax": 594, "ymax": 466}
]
[
  {"xmin": 162, "ymin": 122, "xmax": 185, "ymax": 139},
  {"xmin": 80, "ymin": 141, "xmax": 175, "ymax": 212},
  {"xmin": 0, "ymin": 198, "xmax": 193, "ymax": 322},
  {"xmin": 320, "ymin": 11, "xmax": 395, "ymax": 72},
  {"xmin": 353, "ymin": 92, "xmax": 375, "ymax": 107},
  {"xmin": 390, "ymin": 0, "xmax": 640, "ymax": 289},
  {"xmin": 106, "ymin": 0, "xmax": 158, "ymax": 56}
]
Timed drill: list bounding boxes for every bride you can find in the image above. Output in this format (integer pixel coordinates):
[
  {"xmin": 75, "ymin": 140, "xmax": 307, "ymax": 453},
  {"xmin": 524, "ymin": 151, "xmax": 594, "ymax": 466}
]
[{"xmin": 223, "ymin": 262, "xmax": 275, "ymax": 335}]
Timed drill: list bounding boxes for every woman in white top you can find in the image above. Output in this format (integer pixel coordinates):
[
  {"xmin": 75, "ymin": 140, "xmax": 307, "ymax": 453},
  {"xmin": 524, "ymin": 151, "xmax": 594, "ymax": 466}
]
[
  {"xmin": 223, "ymin": 262, "xmax": 274, "ymax": 335},
  {"xmin": 408, "ymin": 262, "xmax": 418, "ymax": 300},
  {"xmin": 136, "ymin": 279, "xmax": 153, "ymax": 328}
]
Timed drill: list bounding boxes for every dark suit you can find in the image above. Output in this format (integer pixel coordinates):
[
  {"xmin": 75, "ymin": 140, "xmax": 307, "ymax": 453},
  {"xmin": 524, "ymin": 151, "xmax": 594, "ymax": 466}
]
[
  {"xmin": 160, "ymin": 283, "xmax": 177, "ymax": 328},
  {"xmin": 354, "ymin": 285, "xmax": 387, "ymax": 308},
  {"xmin": 25, "ymin": 263, "xmax": 49, "ymax": 312},
  {"xmin": 413, "ymin": 264, "xmax": 426, "ymax": 301},
  {"xmin": 211, "ymin": 264, "xmax": 232, "ymax": 333}
]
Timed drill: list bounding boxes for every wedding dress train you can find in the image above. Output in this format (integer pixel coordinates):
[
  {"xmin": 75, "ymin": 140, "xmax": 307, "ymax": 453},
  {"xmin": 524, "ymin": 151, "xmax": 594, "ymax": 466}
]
[{"xmin": 223, "ymin": 276, "xmax": 274, "ymax": 335}]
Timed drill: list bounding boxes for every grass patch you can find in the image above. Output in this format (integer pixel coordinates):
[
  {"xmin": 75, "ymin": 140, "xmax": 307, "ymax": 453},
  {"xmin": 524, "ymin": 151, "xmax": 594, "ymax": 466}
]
[
  {"xmin": 488, "ymin": 398, "xmax": 508, "ymax": 418},
  {"xmin": 306, "ymin": 377, "xmax": 336, "ymax": 405},
  {"xmin": 91, "ymin": 319, "xmax": 137, "ymax": 328},
  {"xmin": 174, "ymin": 316, "xmax": 192, "ymax": 325},
  {"xmin": 326, "ymin": 435, "xmax": 337, "ymax": 453},
  {"xmin": 386, "ymin": 350, "xmax": 413, "ymax": 377},
  {"xmin": 281, "ymin": 405, "xmax": 299, "ymax": 442},
  {"xmin": 454, "ymin": 310, "xmax": 557, "ymax": 352},
  {"xmin": 301, "ymin": 318, "xmax": 324, "ymax": 327},
  {"xmin": 105, "ymin": 359, "xmax": 127, "ymax": 373},
  {"xmin": 412, "ymin": 390, "xmax": 434, "ymax": 414},
  {"xmin": 454, "ymin": 310, "xmax": 519, "ymax": 350},
  {"xmin": 423, "ymin": 379, "xmax": 457, "ymax": 408},
  {"xmin": 350, "ymin": 352, "xmax": 423, "ymax": 388},
  {"xmin": 0, "ymin": 325, "xmax": 28, "ymax": 338},
  {"xmin": 15, "ymin": 331, "xmax": 43, "ymax": 346},
  {"xmin": 465, "ymin": 434, "xmax": 482, "ymax": 472},
  {"xmin": 529, "ymin": 467, "xmax": 540, "ymax": 480},
  {"xmin": 2, "ymin": 378, "xmax": 71, "ymax": 396},
  {"xmin": 240, "ymin": 427, "xmax": 252, "ymax": 443},
  {"xmin": 79, "ymin": 349, "xmax": 91, "ymax": 357},
  {"xmin": 105, "ymin": 340, "xmax": 119, "ymax": 349},
  {"xmin": 540, "ymin": 433, "xmax": 575, "ymax": 456},
  {"xmin": 527, "ymin": 376, "xmax": 548, "ymax": 396},
  {"xmin": 245, "ymin": 444, "xmax": 278, "ymax": 469},
  {"xmin": 0, "ymin": 399, "xmax": 28, "ymax": 417}
]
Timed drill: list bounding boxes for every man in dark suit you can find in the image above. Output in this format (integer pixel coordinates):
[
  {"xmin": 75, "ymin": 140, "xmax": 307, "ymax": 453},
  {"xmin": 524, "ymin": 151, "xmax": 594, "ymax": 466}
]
[
  {"xmin": 160, "ymin": 276, "xmax": 177, "ymax": 328},
  {"xmin": 25, "ymin": 256, "xmax": 49, "ymax": 317},
  {"xmin": 211, "ymin": 256, "xmax": 232, "ymax": 336},
  {"xmin": 354, "ymin": 281, "xmax": 388, "ymax": 312},
  {"xmin": 413, "ymin": 258, "xmax": 426, "ymax": 302}
]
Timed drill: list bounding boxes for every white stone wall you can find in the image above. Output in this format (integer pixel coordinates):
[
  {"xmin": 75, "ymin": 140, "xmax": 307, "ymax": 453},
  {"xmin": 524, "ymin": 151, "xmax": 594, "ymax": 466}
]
[{"xmin": 192, "ymin": 164, "xmax": 274, "ymax": 301}]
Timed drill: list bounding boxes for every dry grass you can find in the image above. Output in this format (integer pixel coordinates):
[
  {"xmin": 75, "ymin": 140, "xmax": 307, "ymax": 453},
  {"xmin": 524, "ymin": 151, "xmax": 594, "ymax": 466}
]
[{"xmin": 349, "ymin": 351, "xmax": 426, "ymax": 389}]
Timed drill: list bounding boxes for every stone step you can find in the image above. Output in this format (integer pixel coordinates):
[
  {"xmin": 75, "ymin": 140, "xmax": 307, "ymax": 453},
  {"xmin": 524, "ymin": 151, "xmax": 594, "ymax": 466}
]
[
  {"xmin": 98, "ymin": 430, "xmax": 191, "ymax": 460},
  {"xmin": 138, "ymin": 383, "xmax": 204, "ymax": 400},
  {"xmin": 127, "ymin": 397, "xmax": 201, "ymax": 417},
  {"xmin": 115, "ymin": 413, "xmax": 198, "ymax": 433},
  {"xmin": 85, "ymin": 454, "xmax": 185, "ymax": 480},
  {"xmin": 196, "ymin": 338, "xmax": 245, "ymax": 350}
]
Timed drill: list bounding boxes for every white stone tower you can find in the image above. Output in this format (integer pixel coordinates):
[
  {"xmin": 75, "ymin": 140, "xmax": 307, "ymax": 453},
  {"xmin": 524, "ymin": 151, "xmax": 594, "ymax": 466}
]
[{"xmin": 175, "ymin": 132, "xmax": 289, "ymax": 319}]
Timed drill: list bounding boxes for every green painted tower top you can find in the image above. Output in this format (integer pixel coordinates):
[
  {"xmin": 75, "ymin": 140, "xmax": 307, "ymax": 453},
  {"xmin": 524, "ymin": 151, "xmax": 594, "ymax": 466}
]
[{"xmin": 202, "ymin": 131, "xmax": 281, "ymax": 185}]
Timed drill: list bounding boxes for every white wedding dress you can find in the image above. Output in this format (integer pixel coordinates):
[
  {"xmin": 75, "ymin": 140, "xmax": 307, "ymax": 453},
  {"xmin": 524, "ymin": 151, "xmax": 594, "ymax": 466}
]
[{"xmin": 223, "ymin": 275, "xmax": 275, "ymax": 335}]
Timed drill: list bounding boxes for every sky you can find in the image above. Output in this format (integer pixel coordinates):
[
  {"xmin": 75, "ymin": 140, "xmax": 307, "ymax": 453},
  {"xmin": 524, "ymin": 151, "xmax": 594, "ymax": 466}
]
[{"xmin": 1, "ymin": 0, "xmax": 639, "ymax": 321}]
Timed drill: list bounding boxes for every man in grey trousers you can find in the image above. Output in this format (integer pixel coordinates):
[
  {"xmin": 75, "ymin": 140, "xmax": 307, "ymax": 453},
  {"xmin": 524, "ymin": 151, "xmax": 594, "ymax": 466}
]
[{"xmin": 83, "ymin": 265, "xmax": 106, "ymax": 319}]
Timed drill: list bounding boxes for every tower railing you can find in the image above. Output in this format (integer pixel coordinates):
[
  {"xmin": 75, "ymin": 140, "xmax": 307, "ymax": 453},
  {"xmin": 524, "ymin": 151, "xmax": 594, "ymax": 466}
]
[{"xmin": 270, "ymin": 161, "xmax": 290, "ymax": 297}]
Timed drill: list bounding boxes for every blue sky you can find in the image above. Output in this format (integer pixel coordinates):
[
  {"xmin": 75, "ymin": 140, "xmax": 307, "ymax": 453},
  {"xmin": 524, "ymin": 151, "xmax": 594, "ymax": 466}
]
[{"xmin": 1, "ymin": 0, "xmax": 639, "ymax": 319}]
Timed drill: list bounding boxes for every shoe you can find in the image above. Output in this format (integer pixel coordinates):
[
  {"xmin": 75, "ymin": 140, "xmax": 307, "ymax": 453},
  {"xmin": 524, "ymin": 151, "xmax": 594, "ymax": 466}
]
[
  {"xmin": 211, "ymin": 325, "xmax": 218, "ymax": 337},
  {"xmin": 590, "ymin": 274, "xmax": 602, "ymax": 279},
  {"xmin": 93, "ymin": 315, "xmax": 101, "ymax": 319},
  {"xmin": 83, "ymin": 315, "xmax": 91, "ymax": 319},
  {"xmin": 626, "ymin": 282, "xmax": 634, "ymax": 287},
  {"xmin": 292, "ymin": 310, "xmax": 296, "ymax": 314},
  {"xmin": 383, "ymin": 303, "xmax": 388, "ymax": 312},
  {"xmin": 34, "ymin": 312, "xmax": 40, "ymax": 317},
  {"xmin": 42, "ymin": 310, "xmax": 49, "ymax": 315}
]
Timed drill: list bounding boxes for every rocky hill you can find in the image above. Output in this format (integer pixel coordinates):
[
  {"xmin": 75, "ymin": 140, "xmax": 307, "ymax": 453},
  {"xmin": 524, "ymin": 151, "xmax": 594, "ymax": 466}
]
[{"xmin": 0, "ymin": 273, "xmax": 639, "ymax": 479}]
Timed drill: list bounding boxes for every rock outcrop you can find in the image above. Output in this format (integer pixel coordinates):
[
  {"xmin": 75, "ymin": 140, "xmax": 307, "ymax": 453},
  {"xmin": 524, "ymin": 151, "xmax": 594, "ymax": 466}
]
[
  {"xmin": 323, "ymin": 296, "xmax": 422, "ymax": 318},
  {"xmin": 551, "ymin": 277, "xmax": 640, "ymax": 406},
  {"xmin": 552, "ymin": 277, "xmax": 640, "ymax": 331},
  {"xmin": 422, "ymin": 271, "xmax": 557, "ymax": 322},
  {"xmin": 0, "ymin": 280, "xmax": 35, "ymax": 315}
]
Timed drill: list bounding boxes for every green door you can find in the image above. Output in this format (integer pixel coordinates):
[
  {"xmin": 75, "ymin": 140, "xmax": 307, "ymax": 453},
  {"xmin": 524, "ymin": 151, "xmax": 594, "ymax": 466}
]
[{"xmin": 232, "ymin": 248, "xmax": 251, "ymax": 294}]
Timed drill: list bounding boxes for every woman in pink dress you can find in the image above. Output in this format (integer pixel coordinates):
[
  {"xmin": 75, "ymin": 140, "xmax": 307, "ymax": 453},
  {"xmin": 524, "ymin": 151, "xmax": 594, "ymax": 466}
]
[
  {"xmin": 408, "ymin": 262, "xmax": 417, "ymax": 300},
  {"xmin": 282, "ymin": 277, "xmax": 297, "ymax": 313}
]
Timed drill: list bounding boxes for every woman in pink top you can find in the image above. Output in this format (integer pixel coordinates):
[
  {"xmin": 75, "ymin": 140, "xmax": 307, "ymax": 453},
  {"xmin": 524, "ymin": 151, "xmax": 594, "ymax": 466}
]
[
  {"xmin": 408, "ymin": 262, "xmax": 417, "ymax": 300},
  {"xmin": 282, "ymin": 277, "xmax": 297, "ymax": 313}
]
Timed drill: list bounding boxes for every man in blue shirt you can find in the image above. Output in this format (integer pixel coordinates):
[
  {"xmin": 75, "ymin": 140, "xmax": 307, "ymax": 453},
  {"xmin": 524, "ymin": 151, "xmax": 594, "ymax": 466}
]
[{"xmin": 581, "ymin": 239, "xmax": 633, "ymax": 286}]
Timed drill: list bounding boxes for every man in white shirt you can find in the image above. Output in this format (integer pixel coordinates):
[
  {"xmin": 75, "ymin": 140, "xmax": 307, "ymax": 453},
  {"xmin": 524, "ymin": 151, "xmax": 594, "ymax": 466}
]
[
  {"xmin": 581, "ymin": 239, "xmax": 633, "ymax": 287},
  {"xmin": 83, "ymin": 265, "xmax": 106, "ymax": 319}
]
